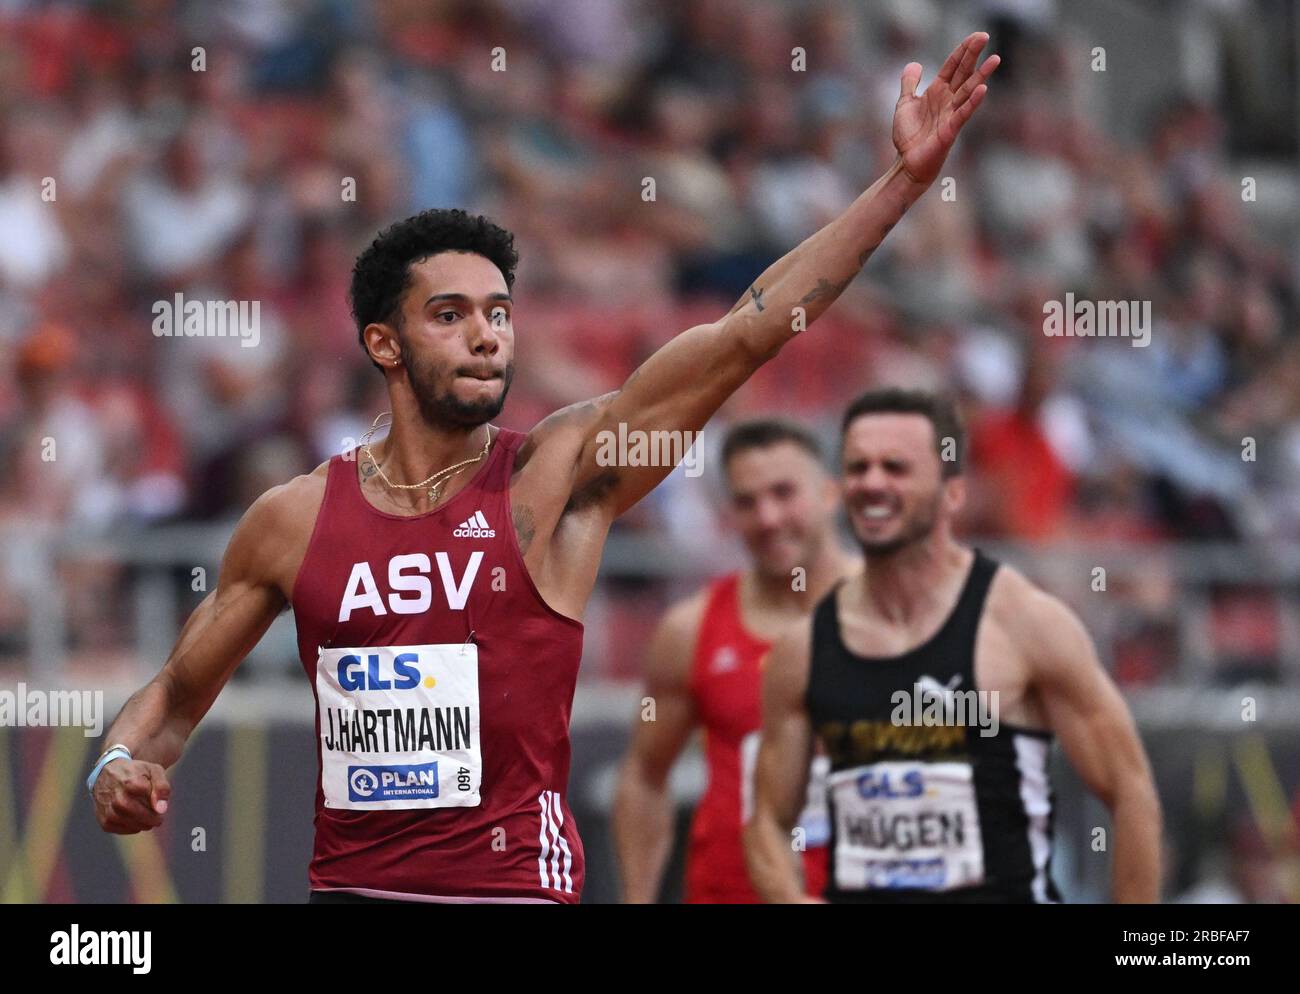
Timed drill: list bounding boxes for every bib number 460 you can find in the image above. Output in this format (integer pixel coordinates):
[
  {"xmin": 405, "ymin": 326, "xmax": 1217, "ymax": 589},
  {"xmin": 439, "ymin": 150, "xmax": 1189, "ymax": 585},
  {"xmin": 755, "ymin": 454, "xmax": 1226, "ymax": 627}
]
[{"xmin": 457, "ymin": 767, "xmax": 472, "ymax": 792}]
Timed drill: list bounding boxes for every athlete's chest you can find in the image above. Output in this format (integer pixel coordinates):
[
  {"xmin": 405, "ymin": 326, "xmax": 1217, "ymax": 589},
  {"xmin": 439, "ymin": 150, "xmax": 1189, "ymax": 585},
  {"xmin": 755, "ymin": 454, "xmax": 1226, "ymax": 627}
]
[
  {"xmin": 298, "ymin": 519, "xmax": 582, "ymax": 799},
  {"xmin": 971, "ymin": 616, "xmax": 1042, "ymax": 727},
  {"xmin": 693, "ymin": 639, "xmax": 765, "ymax": 737},
  {"xmin": 826, "ymin": 608, "xmax": 1039, "ymax": 729},
  {"xmin": 839, "ymin": 602, "xmax": 956, "ymax": 658},
  {"xmin": 291, "ymin": 505, "xmax": 520, "ymax": 640}
]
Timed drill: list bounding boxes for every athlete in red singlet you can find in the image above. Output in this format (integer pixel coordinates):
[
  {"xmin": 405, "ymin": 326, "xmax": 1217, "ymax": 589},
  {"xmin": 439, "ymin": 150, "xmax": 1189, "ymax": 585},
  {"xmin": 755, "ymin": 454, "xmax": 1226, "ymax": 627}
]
[
  {"xmin": 614, "ymin": 421, "xmax": 855, "ymax": 903},
  {"xmin": 87, "ymin": 36, "xmax": 997, "ymax": 903},
  {"xmin": 292, "ymin": 427, "xmax": 584, "ymax": 900}
]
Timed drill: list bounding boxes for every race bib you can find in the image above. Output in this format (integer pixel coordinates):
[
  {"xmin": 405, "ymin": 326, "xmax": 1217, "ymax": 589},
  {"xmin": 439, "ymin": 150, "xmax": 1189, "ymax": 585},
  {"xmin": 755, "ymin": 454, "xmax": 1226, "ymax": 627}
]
[
  {"xmin": 740, "ymin": 732, "xmax": 832, "ymax": 847},
  {"xmin": 800, "ymin": 754, "xmax": 832, "ymax": 848},
  {"xmin": 828, "ymin": 761, "xmax": 984, "ymax": 891},
  {"xmin": 316, "ymin": 644, "xmax": 482, "ymax": 811}
]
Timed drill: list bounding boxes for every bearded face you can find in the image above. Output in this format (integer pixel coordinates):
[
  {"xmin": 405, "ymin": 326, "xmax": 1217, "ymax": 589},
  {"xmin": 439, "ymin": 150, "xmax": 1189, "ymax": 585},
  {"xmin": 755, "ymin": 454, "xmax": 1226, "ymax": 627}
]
[
  {"xmin": 847, "ymin": 481, "xmax": 944, "ymax": 557},
  {"xmin": 725, "ymin": 442, "xmax": 839, "ymax": 579},
  {"xmin": 840, "ymin": 412, "xmax": 960, "ymax": 559},
  {"xmin": 400, "ymin": 334, "xmax": 514, "ymax": 428},
  {"xmin": 385, "ymin": 251, "xmax": 517, "ymax": 429}
]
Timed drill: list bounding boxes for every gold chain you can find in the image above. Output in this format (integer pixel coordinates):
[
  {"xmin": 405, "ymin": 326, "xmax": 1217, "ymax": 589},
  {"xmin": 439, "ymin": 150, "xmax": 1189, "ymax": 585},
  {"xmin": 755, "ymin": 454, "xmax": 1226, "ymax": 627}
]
[{"xmin": 360, "ymin": 413, "xmax": 493, "ymax": 503}]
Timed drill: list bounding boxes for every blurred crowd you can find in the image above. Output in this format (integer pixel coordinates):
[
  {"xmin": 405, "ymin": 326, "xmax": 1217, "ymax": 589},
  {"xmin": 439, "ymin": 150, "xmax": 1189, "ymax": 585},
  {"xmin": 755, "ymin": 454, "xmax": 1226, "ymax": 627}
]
[
  {"xmin": 0, "ymin": 0, "xmax": 1298, "ymax": 677},
  {"xmin": 0, "ymin": 0, "xmax": 1297, "ymax": 904}
]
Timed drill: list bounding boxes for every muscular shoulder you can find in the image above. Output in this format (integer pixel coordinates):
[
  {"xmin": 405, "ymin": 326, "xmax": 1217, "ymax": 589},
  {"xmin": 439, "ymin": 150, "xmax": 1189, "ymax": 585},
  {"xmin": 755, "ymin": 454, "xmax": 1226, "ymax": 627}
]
[
  {"xmin": 985, "ymin": 563, "xmax": 1092, "ymax": 672},
  {"xmin": 508, "ymin": 393, "xmax": 622, "ymax": 563},
  {"xmin": 645, "ymin": 590, "xmax": 710, "ymax": 690},
  {"xmin": 227, "ymin": 461, "xmax": 330, "ymax": 596},
  {"xmin": 516, "ymin": 392, "xmax": 618, "ymax": 473},
  {"xmin": 247, "ymin": 461, "xmax": 328, "ymax": 533},
  {"xmin": 763, "ymin": 613, "xmax": 814, "ymax": 703}
]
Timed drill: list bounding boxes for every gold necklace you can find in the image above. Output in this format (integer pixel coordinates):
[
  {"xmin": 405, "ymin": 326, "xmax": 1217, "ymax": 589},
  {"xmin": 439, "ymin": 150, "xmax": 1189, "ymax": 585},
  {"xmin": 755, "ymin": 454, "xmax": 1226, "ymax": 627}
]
[{"xmin": 360, "ymin": 413, "xmax": 493, "ymax": 504}]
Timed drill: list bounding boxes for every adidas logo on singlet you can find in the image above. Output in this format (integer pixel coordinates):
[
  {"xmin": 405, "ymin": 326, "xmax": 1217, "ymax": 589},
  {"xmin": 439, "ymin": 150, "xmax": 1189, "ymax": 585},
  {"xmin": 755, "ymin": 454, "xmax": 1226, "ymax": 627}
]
[{"xmin": 453, "ymin": 510, "xmax": 496, "ymax": 539}]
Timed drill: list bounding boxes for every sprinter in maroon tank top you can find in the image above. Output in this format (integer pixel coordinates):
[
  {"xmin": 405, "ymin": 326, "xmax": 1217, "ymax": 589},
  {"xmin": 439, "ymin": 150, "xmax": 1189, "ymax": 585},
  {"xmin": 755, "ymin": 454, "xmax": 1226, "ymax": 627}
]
[{"xmin": 89, "ymin": 36, "xmax": 999, "ymax": 902}]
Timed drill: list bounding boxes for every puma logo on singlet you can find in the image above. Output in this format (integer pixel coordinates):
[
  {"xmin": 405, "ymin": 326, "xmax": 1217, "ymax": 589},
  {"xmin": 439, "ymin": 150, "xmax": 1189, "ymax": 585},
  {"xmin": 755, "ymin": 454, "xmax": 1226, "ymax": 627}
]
[
  {"xmin": 338, "ymin": 552, "xmax": 485, "ymax": 622},
  {"xmin": 709, "ymin": 646, "xmax": 739, "ymax": 674},
  {"xmin": 915, "ymin": 674, "xmax": 962, "ymax": 706}
]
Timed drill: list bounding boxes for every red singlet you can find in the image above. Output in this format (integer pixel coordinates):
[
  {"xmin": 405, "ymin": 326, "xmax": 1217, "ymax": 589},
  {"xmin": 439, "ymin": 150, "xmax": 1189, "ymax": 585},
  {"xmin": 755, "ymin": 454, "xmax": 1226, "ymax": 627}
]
[
  {"xmin": 686, "ymin": 574, "xmax": 829, "ymax": 902},
  {"xmin": 290, "ymin": 429, "xmax": 585, "ymax": 903}
]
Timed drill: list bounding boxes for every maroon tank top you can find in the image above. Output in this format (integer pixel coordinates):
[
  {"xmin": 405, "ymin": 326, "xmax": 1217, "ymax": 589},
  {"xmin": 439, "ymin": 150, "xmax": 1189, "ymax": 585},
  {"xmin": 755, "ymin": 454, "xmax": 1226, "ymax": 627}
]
[{"xmin": 290, "ymin": 427, "xmax": 586, "ymax": 902}]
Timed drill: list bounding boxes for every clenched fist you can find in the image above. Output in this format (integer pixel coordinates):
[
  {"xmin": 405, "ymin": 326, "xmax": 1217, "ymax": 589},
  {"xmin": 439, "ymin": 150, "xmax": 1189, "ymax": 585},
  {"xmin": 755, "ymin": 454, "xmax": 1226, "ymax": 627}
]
[{"xmin": 93, "ymin": 758, "xmax": 171, "ymax": 834}]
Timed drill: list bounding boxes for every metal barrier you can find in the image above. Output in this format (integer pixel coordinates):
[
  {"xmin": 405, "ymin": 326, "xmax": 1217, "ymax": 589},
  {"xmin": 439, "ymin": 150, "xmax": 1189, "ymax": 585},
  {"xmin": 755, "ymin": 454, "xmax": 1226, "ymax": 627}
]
[{"xmin": 3, "ymin": 523, "xmax": 1299, "ymax": 688}]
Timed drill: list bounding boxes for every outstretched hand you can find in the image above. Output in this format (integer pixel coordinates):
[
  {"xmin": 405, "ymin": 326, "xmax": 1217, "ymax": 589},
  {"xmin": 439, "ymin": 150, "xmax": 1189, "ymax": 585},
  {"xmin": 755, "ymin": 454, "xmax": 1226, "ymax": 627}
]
[{"xmin": 893, "ymin": 32, "xmax": 1000, "ymax": 187}]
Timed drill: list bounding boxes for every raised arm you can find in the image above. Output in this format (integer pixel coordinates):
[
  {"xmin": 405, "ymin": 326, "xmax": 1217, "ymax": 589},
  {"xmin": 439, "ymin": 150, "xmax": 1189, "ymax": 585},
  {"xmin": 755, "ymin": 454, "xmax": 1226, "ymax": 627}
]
[
  {"xmin": 557, "ymin": 33, "xmax": 997, "ymax": 517},
  {"xmin": 612, "ymin": 595, "xmax": 704, "ymax": 902},
  {"xmin": 91, "ymin": 477, "xmax": 316, "ymax": 834},
  {"xmin": 1018, "ymin": 586, "xmax": 1163, "ymax": 902},
  {"xmin": 744, "ymin": 627, "xmax": 818, "ymax": 903}
]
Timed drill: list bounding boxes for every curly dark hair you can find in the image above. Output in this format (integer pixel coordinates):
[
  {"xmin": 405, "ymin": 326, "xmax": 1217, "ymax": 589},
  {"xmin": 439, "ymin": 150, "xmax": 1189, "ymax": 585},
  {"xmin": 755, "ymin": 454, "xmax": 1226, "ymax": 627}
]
[{"xmin": 349, "ymin": 208, "xmax": 519, "ymax": 369}]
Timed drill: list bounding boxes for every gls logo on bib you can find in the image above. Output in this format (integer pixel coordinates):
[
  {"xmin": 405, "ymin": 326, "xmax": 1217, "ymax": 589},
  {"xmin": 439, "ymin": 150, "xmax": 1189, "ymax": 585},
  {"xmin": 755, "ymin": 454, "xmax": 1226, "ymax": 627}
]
[
  {"xmin": 829, "ymin": 761, "xmax": 985, "ymax": 892},
  {"xmin": 316, "ymin": 644, "xmax": 482, "ymax": 811},
  {"xmin": 337, "ymin": 651, "xmax": 435, "ymax": 691},
  {"xmin": 855, "ymin": 769, "xmax": 925, "ymax": 800}
]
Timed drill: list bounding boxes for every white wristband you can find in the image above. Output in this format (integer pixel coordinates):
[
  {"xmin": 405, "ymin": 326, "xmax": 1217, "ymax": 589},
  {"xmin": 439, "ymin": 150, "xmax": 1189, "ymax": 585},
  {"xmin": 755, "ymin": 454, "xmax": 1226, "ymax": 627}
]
[{"xmin": 86, "ymin": 745, "xmax": 132, "ymax": 795}]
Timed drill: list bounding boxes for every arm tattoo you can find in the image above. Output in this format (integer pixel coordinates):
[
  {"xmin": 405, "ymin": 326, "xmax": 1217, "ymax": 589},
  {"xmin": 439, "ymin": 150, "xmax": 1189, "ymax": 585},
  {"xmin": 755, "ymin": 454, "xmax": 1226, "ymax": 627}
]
[
  {"xmin": 727, "ymin": 284, "xmax": 766, "ymax": 316},
  {"xmin": 562, "ymin": 397, "xmax": 600, "ymax": 422},
  {"xmin": 799, "ymin": 275, "xmax": 852, "ymax": 306},
  {"xmin": 858, "ymin": 222, "xmax": 895, "ymax": 267},
  {"xmin": 512, "ymin": 503, "xmax": 536, "ymax": 555}
]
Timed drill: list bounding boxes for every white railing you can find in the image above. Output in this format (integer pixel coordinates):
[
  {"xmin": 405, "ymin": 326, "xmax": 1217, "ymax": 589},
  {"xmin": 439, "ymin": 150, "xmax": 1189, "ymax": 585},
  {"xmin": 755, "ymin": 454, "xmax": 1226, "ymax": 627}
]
[{"xmin": 3, "ymin": 523, "xmax": 1299, "ymax": 694}]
